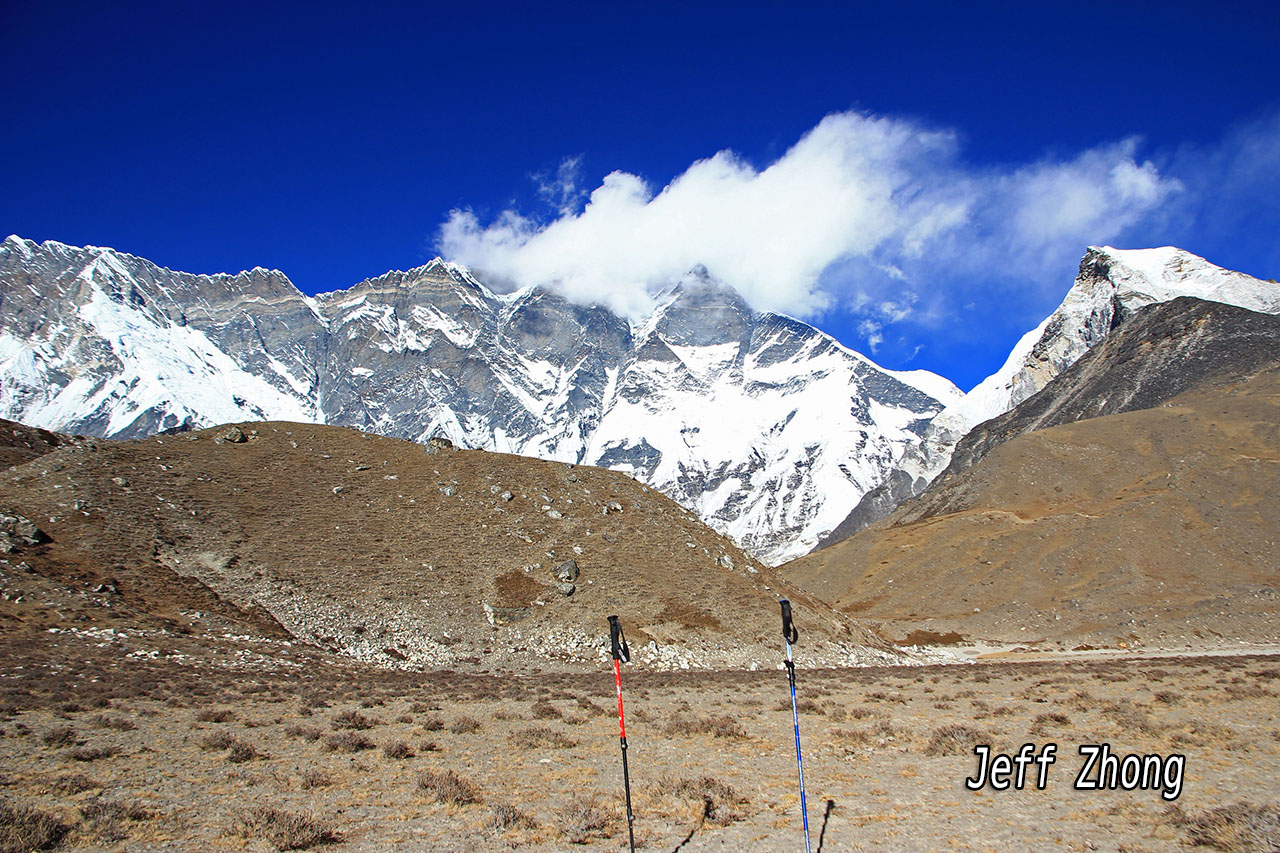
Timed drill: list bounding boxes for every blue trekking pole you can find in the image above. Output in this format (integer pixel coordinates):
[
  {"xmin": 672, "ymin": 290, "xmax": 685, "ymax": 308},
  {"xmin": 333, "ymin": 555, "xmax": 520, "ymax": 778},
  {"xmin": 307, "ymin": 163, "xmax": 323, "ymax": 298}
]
[{"xmin": 781, "ymin": 599, "xmax": 812, "ymax": 853}]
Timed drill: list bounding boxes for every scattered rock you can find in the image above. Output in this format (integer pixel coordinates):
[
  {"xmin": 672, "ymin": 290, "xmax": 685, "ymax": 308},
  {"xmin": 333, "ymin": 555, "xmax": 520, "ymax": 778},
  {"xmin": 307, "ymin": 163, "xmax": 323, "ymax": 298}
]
[
  {"xmin": 555, "ymin": 582, "xmax": 576, "ymax": 597},
  {"xmin": 546, "ymin": 509, "xmax": 563, "ymax": 519},
  {"xmin": 332, "ymin": 486, "xmax": 344, "ymax": 495},
  {"xmin": 552, "ymin": 560, "xmax": 579, "ymax": 583},
  {"xmin": 111, "ymin": 477, "xmax": 129, "ymax": 487},
  {"xmin": 0, "ymin": 512, "xmax": 46, "ymax": 548},
  {"xmin": 440, "ymin": 485, "xmax": 457, "ymax": 497},
  {"xmin": 482, "ymin": 601, "xmax": 530, "ymax": 626},
  {"xmin": 716, "ymin": 554, "xmax": 735, "ymax": 570},
  {"xmin": 221, "ymin": 426, "xmax": 247, "ymax": 443},
  {"xmin": 499, "ymin": 491, "xmax": 514, "ymax": 502},
  {"xmin": 426, "ymin": 436, "xmax": 454, "ymax": 455}
]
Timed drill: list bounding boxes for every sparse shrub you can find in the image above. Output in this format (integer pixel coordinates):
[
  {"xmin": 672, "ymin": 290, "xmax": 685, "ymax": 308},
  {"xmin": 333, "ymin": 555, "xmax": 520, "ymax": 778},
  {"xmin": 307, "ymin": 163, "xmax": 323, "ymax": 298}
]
[
  {"xmin": 195, "ymin": 709, "xmax": 236, "ymax": 723},
  {"xmin": 323, "ymin": 732, "xmax": 374, "ymax": 753},
  {"xmin": 419, "ymin": 715, "xmax": 445, "ymax": 732},
  {"xmin": 396, "ymin": 714, "xmax": 413, "ymax": 724},
  {"xmin": 488, "ymin": 802, "xmax": 536, "ymax": 832},
  {"xmin": 924, "ymin": 724, "xmax": 989, "ymax": 757},
  {"xmin": 1166, "ymin": 801, "xmax": 1280, "ymax": 852},
  {"xmin": 300, "ymin": 769, "xmax": 331, "ymax": 790},
  {"xmin": 227, "ymin": 741, "xmax": 259, "ymax": 763},
  {"xmin": 331, "ymin": 710, "xmax": 378, "ymax": 730},
  {"xmin": 510, "ymin": 726, "xmax": 578, "ymax": 749},
  {"xmin": 382, "ymin": 740, "xmax": 415, "ymax": 759},
  {"xmin": 284, "ymin": 724, "xmax": 323, "ymax": 741},
  {"xmin": 1154, "ymin": 690, "xmax": 1182, "ymax": 705},
  {"xmin": 52, "ymin": 773, "xmax": 98, "ymax": 794},
  {"xmin": 663, "ymin": 712, "xmax": 746, "ymax": 740},
  {"xmin": 1102, "ymin": 700, "xmax": 1159, "ymax": 735},
  {"xmin": 833, "ymin": 720, "xmax": 896, "ymax": 748},
  {"xmin": 0, "ymin": 798, "xmax": 69, "ymax": 851},
  {"xmin": 238, "ymin": 806, "xmax": 337, "ymax": 850},
  {"xmin": 1030, "ymin": 712, "xmax": 1071, "ymax": 735},
  {"xmin": 558, "ymin": 793, "xmax": 615, "ymax": 844},
  {"xmin": 448, "ymin": 716, "xmax": 481, "ymax": 735},
  {"xmin": 575, "ymin": 697, "xmax": 608, "ymax": 716},
  {"xmin": 420, "ymin": 740, "xmax": 441, "ymax": 753},
  {"xmin": 671, "ymin": 776, "xmax": 746, "ymax": 826},
  {"xmin": 79, "ymin": 797, "xmax": 152, "ymax": 842},
  {"xmin": 200, "ymin": 731, "xmax": 238, "ymax": 751},
  {"xmin": 40, "ymin": 726, "xmax": 78, "ymax": 747},
  {"xmin": 418, "ymin": 769, "xmax": 481, "ymax": 805},
  {"xmin": 67, "ymin": 745, "xmax": 120, "ymax": 762},
  {"xmin": 92, "ymin": 714, "xmax": 136, "ymax": 731},
  {"xmin": 531, "ymin": 701, "xmax": 562, "ymax": 720},
  {"xmin": 1224, "ymin": 683, "xmax": 1276, "ymax": 701}
]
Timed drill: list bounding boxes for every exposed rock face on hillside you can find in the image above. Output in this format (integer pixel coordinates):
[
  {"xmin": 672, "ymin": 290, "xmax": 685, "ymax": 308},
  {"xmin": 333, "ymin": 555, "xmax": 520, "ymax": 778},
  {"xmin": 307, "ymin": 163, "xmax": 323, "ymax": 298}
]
[
  {"xmin": 933, "ymin": 297, "xmax": 1280, "ymax": 486},
  {"xmin": 816, "ymin": 246, "xmax": 1280, "ymax": 549},
  {"xmin": 784, "ymin": 301, "xmax": 1280, "ymax": 652},
  {"xmin": 0, "ymin": 418, "xmax": 901, "ymax": 671},
  {"xmin": 0, "ymin": 235, "xmax": 958, "ymax": 563}
]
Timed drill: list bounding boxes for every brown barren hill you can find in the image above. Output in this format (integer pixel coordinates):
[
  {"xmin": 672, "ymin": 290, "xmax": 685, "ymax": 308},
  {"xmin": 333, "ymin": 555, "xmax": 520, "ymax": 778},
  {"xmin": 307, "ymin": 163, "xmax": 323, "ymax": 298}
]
[
  {"xmin": 0, "ymin": 421, "xmax": 898, "ymax": 672},
  {"xmin": 783, "ymin": 370, "xmax": 1280, "ymax": 653},
  {"xmin": 0, "ymin": 417, "xmax": 72, "ymax": 468}
]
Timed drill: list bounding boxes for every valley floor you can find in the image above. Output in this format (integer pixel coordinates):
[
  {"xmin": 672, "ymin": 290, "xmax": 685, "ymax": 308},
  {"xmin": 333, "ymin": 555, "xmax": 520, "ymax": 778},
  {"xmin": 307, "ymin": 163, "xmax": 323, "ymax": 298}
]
[{"xmin": 2, "ymin": 629, "xmax": 1279, "ymax": 852}]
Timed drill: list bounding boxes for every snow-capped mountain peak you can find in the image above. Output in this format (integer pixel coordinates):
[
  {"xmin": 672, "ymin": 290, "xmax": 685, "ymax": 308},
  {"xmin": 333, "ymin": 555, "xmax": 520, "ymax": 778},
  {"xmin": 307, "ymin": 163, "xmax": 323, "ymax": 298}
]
[{"xmin": 1, "ymin": 237, "xmax": 958, "ymax": 564}]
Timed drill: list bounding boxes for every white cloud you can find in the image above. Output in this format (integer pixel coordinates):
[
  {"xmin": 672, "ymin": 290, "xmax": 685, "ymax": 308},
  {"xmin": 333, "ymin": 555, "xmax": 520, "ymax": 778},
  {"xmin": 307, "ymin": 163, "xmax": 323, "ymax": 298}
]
[{"xmin": 437, "ymin": 110, "xmax": 1181, "ymax": 328}]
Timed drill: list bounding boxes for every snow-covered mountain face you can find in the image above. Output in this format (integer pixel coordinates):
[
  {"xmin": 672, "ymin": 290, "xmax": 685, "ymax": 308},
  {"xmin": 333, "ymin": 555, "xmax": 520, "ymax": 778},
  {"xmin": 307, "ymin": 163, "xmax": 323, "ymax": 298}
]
[
  {"xmin": 0, "ymin": 236, "xmax": 959, "ymax": 564},
  {"xmin": 817, "ymin": 245, "xmax": 1280, "ymax": 548}
]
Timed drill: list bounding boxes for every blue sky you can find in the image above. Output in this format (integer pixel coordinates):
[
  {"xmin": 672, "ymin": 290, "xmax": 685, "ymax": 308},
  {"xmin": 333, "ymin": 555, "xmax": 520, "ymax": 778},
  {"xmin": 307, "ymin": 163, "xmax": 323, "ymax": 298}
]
[{"xmin": 2, "ymin": 1, "xmax": 1277, "ymax": 391}]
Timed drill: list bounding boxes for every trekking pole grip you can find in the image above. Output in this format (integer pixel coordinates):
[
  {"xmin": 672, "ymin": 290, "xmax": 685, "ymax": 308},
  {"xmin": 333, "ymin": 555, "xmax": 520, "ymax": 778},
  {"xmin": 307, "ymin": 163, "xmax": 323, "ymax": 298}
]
[
  {"xmin": 780, "ymin": 599, "xmax": 799, "ymax": 645},
  {"xmin": 608, "ymin": 614, "xmax": 630, "ymax": 663}
]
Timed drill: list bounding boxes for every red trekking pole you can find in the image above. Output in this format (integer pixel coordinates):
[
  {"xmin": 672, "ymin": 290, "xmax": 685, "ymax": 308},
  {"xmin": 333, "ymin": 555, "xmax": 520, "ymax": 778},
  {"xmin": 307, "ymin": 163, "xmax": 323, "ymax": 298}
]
[{"xmin": 608, "ymin": 615, "xmax": 636, "ymax": 853}]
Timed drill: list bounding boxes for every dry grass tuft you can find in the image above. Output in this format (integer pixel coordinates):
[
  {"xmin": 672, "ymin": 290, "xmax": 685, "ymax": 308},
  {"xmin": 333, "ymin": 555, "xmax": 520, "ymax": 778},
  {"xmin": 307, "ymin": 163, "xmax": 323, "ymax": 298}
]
[
  {"xmin": 418, "ymin": 769, "xmax": 481, "ymax": 805},
  {"xmin": 448, "ymin": 715, "xmax": 482, "ymax": 735},
  {"xmin": 671, "ymin": 776, "xmax": 746, "ymax": 826},
  {"xmin": 0, "ymin": 797, "xmax": 70, "ymax": 852},
  {"xmin": 558, "ymin": 793, "xmax": 616, "ymax": 844},
  {"xmin": 509, "ymin": 726, "xmax": 578, "ymax": 749},
  {"xmin": 488, "ymin": 802, "xmax": 537, "ymax": 832},
  {"xmin": 923, "ymin": 724, "xmax": 989, "ymax": 757},
  {"xmin": 194, "ymin": 708, "xmax": 236, "ymax": 723},
  {"xmin": 381, "ymin": 740, "xmax": 415, "ymax": 759},
  {"xmin": 323, "ymin": 732, "xmax": 375, "ymax": 753},
  {"xmin": 66, "ymin": 744, "xmax": 120, "ymax": 762},
  {"xmin": 300, "ymin": 769, "xmax": 331, "ymax": 790},
  {"xmin": 531, "ymin": 700, "xmax": 563, "ymax": 720},
  {"xmin": 1166, "ymin": 801, "xmax": 1280, "ymax": 852},
  {"xmin": 52, "ymin": 773, "xmax": 98, "ymax": 795},
  {"xmin": 663, "ymin": 712, "xmax": 747, "ymax": 740},
  {"xmin": 79, "ymin": 797, "xmax": 152, "ymax": 842},
  {"xmin": 331, "ymin": 710, "xmax": 378, "ymax": 730},
  {"xmin": 238, "ymin": 806, "xmax": 337, "ymax": 850}
]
